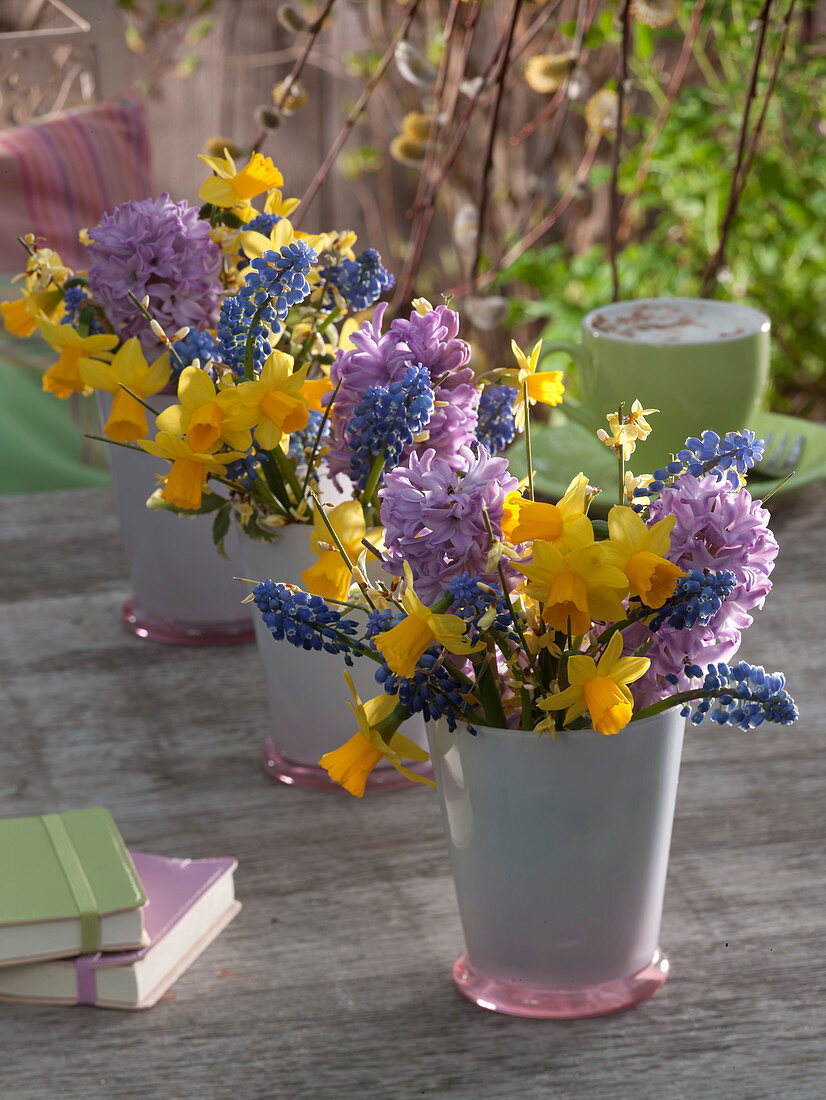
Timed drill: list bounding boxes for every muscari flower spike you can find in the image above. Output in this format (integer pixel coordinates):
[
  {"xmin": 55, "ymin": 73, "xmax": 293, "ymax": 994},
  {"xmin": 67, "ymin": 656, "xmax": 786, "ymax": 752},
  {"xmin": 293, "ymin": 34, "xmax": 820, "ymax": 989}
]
[
  {"xmin": 679, "ymin": 661, "xmax": 798, "ymax": 730},
  {"xmin": 636, "ymin": 430, "xmax": 765, "ymax": 499},
  {"xmin": 346, "ymin": 363, "xmax": 435, "ymax": 490},
  {"xmin": 252, "ymin": 580, "xmax": 365, "ymax": 662},
  {"xmin": 634, "ymin": 569, "xmax": 737, "ymax": 631},
  {"xmin": 217, "ymin": 241, "xmax": 317, "ymax": 376},
  {"xmin": 172, "ymin": 329, "xmax": 221, "ymax": 377},
  {"xmin": 475, "ymin": 385, "xmax": 518, "ymax": 454},
  {"xmin": 374, "ymin": 648, "xmax": 464, "ymax": 730},
  {"xmin": 447, "ymin": 573, "xmax": 518, "ymax": 641},
  {"xmin": 330, "ymin": 248, "xmax": 394, "ymax": 312}
]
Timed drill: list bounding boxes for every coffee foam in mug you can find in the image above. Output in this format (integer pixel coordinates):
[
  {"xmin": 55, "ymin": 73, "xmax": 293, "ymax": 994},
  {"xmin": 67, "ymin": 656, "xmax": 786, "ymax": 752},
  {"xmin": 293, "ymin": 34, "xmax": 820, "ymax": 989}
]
[{"xmin": 585, "ymin": 298, "xmax": 768, "ymax": 344}]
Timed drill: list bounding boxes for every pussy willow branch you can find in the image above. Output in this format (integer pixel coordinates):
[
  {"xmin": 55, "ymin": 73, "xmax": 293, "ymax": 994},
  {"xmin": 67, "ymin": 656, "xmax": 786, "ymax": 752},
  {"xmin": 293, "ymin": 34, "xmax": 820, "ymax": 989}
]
[
  {"xmin": 392, "ymin": 0, "xmax": 471, "ymax": 310},
  {"xmin": 295, "ymin": 0, "xmax": 422, "ymax": 224},
  {"xmin": 618, "ymin": 0, "xmax": 708, "ymax": 241},
  {"xmin": 470, "ymin": 0, "xmax": 524, "ymax": 291},
  {"xmin": 447, "ymin": 132, "xmax": 602, "ymax": 297},
  {"xmin": 510, "ymin": 0, "xmax": 591, "ymax": 146},
  {"xmin": 508, "ymin": 0, "xmax": 591, "ymax": 251},
  {"xmin": 699, "ymin": 0, "xmax": 775, "ymax": 296},
  {"xmin": 609, "ymin": 0, "xmax": 631, "ymax": 303},
  {"xmin": 396, "ymin": 0, "xmax": 567, "ymax": 307},
  {"xmin": 717, "ymin": 0, "xmax": 798, "ymax": 245},
  {"xmin": 251, "ymin": 0, "xmax": 338, "ymax": 155}
]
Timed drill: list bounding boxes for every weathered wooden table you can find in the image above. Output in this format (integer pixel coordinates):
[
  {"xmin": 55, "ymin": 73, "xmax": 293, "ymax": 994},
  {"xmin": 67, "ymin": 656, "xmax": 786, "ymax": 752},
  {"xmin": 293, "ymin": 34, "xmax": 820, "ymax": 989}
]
[{"xmin": 1, "ymin": 487, "xmax": 824, "ymax": 1100}]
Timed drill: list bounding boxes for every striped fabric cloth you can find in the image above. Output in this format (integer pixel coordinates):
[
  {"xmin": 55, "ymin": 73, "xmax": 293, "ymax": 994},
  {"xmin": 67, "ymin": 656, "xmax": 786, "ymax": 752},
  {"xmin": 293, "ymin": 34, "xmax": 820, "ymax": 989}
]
[{"xmin": 0, "ymin": 99, "xmax": 152, "ymax": 270}]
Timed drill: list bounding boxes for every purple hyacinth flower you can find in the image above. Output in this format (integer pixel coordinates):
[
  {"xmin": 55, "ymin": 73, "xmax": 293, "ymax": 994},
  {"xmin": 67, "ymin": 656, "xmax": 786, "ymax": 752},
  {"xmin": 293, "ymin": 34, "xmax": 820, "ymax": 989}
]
[
  {"xmin": 325, "ymin": 303, "xmax": 480, "ymax": 482},
  {"xmin": 86, "ymin": 194, "xmax": 222, "ymax": 357},
  {"xmin": 379, "ymin": 444, "xmax": 518, "ymax": 603},
  {"xmin": 631, "ymin": 473, "xmax": 778, "ymax": 705}
]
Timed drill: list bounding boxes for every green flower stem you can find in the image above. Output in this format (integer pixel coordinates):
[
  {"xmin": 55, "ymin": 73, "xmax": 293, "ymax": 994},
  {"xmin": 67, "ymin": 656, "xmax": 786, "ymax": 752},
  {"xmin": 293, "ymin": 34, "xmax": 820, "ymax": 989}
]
[
  {"xmin": 117, "ymin": 383, "xmax": 161, "ymax": 417},
  {"xmin": 520, "ymin": 686, "xmax": 533, "ymax": 730},
  {"xmin": 524, "ymin": 379, "xmax": 534, "ymax": 501},
  {"xmin": 361, "ymin": 454, "xmax": 385, "ymax": 513},
  {"xmin": 375, "ymin": 702, "xmax": 413, "ymax": 747},
  {"xmin": 271, "ymin": 445, "xmax": 305, "ymax": 505},
  {"xmin": 632, "ymin": 687, "xmax": 726, "ymax": 723},
  {"xmin": 475, "ymin": 650, "xmax": 508, "ymax": 728},
  {"xmin": 243, "ymin": 298, "xmax": 272, "ymax": 381},
  {"xmin": 300, "ymin": 377, "xmax": 341, "ymax": 500},
  {"xmin": 308, "ymin": 488, "xmax": 377, "ymax": 610},
  {"xmin": 126, "ymin": 290, "xmax": 187, "ymax": 373},
  {"xmin": 85, "ymin": 434, "xmax": 144, "ymax": 453}
]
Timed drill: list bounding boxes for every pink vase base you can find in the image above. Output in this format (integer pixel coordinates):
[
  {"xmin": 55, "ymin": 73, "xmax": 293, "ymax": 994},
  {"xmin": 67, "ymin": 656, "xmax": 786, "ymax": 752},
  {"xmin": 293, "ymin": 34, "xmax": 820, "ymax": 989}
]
[
  {"xmin": 261, "ymin": 737, "xmax": 434, "ymax": 792},
  {"xmin": 453, "ymin": 947, "xmax": 669, "ymax": 1019},
  {"xmin": 122, "ymin": 598, "xmax": 255, "ymax": 647}
]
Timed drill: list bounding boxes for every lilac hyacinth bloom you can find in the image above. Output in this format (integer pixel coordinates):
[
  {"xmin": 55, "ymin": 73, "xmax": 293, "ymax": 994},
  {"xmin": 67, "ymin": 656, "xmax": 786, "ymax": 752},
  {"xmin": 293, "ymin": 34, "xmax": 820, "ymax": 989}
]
[
  {"xmin": 86, "ymin": 194, "xmax": 222, "ymax": 356},
  {"xmin": 325, "ymin": 303, "xmax": 480, "ymax": 482},
  {"xmin": 379, "ymin": 444, "xmax": 518, "ymax": 603},
  {"xmin": 630, "ymin": 474, "xmax": 778, "ymax": 706}
]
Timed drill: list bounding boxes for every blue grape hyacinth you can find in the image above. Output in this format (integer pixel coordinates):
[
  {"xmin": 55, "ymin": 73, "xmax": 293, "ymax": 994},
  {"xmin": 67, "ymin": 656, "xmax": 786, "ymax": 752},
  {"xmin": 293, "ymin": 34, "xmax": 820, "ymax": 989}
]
[
  {"xmin": 331, "ymin": 248, "xmax": 394, "ymax": 311},
  {"xmin": 346, "ymin": 363, "xmax": 435, "ymax": 490}
]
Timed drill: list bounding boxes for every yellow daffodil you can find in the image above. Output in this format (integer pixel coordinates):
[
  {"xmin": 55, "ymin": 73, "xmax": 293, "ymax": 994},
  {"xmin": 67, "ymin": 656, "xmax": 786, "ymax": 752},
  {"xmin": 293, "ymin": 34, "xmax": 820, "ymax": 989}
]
[
  {"xmin": 623, "ymin": 470, "xmax": 654, "ymax": 507},
  {"xmin": 337, "ymin": 317, "xmax": 360, "ymax": 353},
  {"xmin": 301, "ymin": 501, "xmax": 383, "ymax": 602},
  {"xmin": 198, "ymin": 150, "xmax": 284, "ymax": 208},
  {"xmin": 537, "ymin": 631, "xmax": 650, "ymax": 736},
  {"xmin": 139, "ymin": 432, "xmax": 245, "ymax": 511},
  {"xmin": 79, "ymin": 338, "xmax": 171, "ymax": 442},
  {"xmin": 155, "ymin": 366, "xmax": 256, "ymax": 452},
  {"xmin": 238, "ymin": 215, "xmax": 296, "ymax": 263},
  {"xmin": 373, "ymin": 564, "xmax": 484, "ymax": 679},
  {"xmin": 319, "ymin": 671, "xmax": 432, "ymax": 797},
  {"xmin": 597, "ymin": 400, "xmax": 658, "ymax": 461},
  {"xmin": 4, "ymin": 246, "xmax": 72, "ymax": 336},
  {"xmin": 1, "ymin": 297, "xmax": 39, "ymax": 338},
  {"xmin": 262, "ymin": 188, "xmax": 300, "ymax": 219},
  {"xmin": 515, "ymin": 536, "xmax": 628, "ymax": 636},
  {"xmin": 602, "ymin": 507, "xmax": 685, "ymax": 609},
  {"xmin": 235, "ymin": 349, "xmax": 311, "ymax": 450},
  {"xmin": 501, "ymin": 473, "xmax": 592, "ymax": 550},
  {"xmin": 509, "ymin": 338, "xmax": 565, "ymax": 430},
  {"xmin": 36, "ymin": 319, "xmax": 118, "ymax": 399}
]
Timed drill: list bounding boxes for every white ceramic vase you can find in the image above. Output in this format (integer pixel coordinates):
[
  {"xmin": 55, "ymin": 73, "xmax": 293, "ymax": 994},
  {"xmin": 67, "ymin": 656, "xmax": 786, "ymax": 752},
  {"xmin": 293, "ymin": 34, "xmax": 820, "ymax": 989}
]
[
  {"xmin": 428, "ymin": 708, "xmax": 686, "ymax": 1018},
  {"xmin": 240, "ymin": 524, "xmax": 429, "ymax": 791},
  {"xmin": 99, "ymin": 393, "xmax": 253, "ymax": 645}
]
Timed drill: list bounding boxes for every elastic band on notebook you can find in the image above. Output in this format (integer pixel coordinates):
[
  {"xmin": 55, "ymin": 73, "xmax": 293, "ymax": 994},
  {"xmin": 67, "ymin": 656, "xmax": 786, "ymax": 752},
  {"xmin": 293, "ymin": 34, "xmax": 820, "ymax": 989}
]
[
  {"xmin": 40, "ymin": 814, "xmax": 100, "ymax": 953},
  {"xmin": 75, "ymin": 953, "xmax": 101, "ymax": 1005}
]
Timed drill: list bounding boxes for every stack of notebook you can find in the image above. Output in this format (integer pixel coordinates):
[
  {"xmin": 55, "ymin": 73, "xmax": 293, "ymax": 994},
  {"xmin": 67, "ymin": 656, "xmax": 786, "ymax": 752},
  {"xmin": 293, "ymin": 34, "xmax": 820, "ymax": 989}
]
[{"xmin": 0, "ymin": 807, "xmax": 240, "ymax": 1010}]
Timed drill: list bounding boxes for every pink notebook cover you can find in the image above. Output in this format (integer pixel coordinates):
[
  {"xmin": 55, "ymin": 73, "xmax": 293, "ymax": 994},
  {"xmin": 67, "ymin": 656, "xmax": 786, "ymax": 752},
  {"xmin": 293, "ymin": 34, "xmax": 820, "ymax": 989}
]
[{"xmin": 75, "ymin": 851, "xmax": 237, "ymax": 1005}]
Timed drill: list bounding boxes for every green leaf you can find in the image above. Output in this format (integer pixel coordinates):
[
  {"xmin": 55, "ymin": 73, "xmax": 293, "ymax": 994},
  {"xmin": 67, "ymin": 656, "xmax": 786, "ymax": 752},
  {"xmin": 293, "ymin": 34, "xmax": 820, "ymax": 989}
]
[
  {"xmin": 212, "ymin": 502, "xmax": 232, "ymax": 560},
  {"xmin": 148, "ymin": 490, "xmax": 227, "ymax": 516}
]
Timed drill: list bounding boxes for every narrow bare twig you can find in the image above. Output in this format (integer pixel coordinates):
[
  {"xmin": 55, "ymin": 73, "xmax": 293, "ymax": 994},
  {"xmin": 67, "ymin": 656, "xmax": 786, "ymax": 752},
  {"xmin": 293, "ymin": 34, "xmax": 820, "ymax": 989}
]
[
  {"xmin": 294, "ymin": 0, "xmax": 423, "ymax": 225},
  {"xmin": 699, "ymin": 0, "xmax": 775, "ymax": 296},
  {"xmin": 619, "ymin": 0, "xmax": 707, "ymax": 240},
  {"xmin": 250, "ymin": 0, "xmax": 338, "ymax": 155},
  {"xmin": 609, "ymin": 0, "xmax": 631, "ymax": 302},
  {"xmin": 392, "ymin": 0, "xmax": 469, "ymax": 309},
  {"xmin": 510, "ymin": 0, "xmax": 589, "ymax": 147},
  {"xmin": 447, "ymin": 133, "xmax": 603, "ymax": 297},
  {"xmin": 470, "ymin": 0, "xmax": 524, "ymax": 290},
  {"xmin": 722, "ymin": 0, "xmax": 798, "ymax": 231}
]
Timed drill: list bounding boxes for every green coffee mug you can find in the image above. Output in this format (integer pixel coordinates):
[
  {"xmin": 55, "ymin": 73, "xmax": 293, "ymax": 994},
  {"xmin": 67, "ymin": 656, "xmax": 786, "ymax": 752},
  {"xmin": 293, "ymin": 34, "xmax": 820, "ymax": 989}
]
[{"xmin": 544, "ymin": 298, "xmax": 771, "ymax": 472}]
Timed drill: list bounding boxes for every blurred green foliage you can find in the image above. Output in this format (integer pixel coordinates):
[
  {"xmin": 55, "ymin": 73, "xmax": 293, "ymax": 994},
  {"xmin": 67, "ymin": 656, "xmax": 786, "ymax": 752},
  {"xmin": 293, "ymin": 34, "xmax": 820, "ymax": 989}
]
[{"xmin": 504, "ymin": 4, "xmax": 826, "ymax": 418}]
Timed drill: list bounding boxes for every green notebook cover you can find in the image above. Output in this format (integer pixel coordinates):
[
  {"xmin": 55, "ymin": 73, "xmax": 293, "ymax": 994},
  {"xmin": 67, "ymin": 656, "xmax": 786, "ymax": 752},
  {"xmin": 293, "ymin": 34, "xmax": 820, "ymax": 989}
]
[{"xmin": 0, "ymin": 807, "xmax": 146, "ymax": 925}]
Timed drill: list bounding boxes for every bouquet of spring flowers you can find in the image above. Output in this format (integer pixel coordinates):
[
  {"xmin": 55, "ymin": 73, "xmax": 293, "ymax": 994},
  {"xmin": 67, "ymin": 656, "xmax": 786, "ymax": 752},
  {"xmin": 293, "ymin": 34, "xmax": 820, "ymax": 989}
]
[
  {"xmin": 2, "ymin": 150, "xmax": 553, "ymax": 603},
  {"xmin": 246, "ymin": 390, "xmax": 798, "ymax": 796}
]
